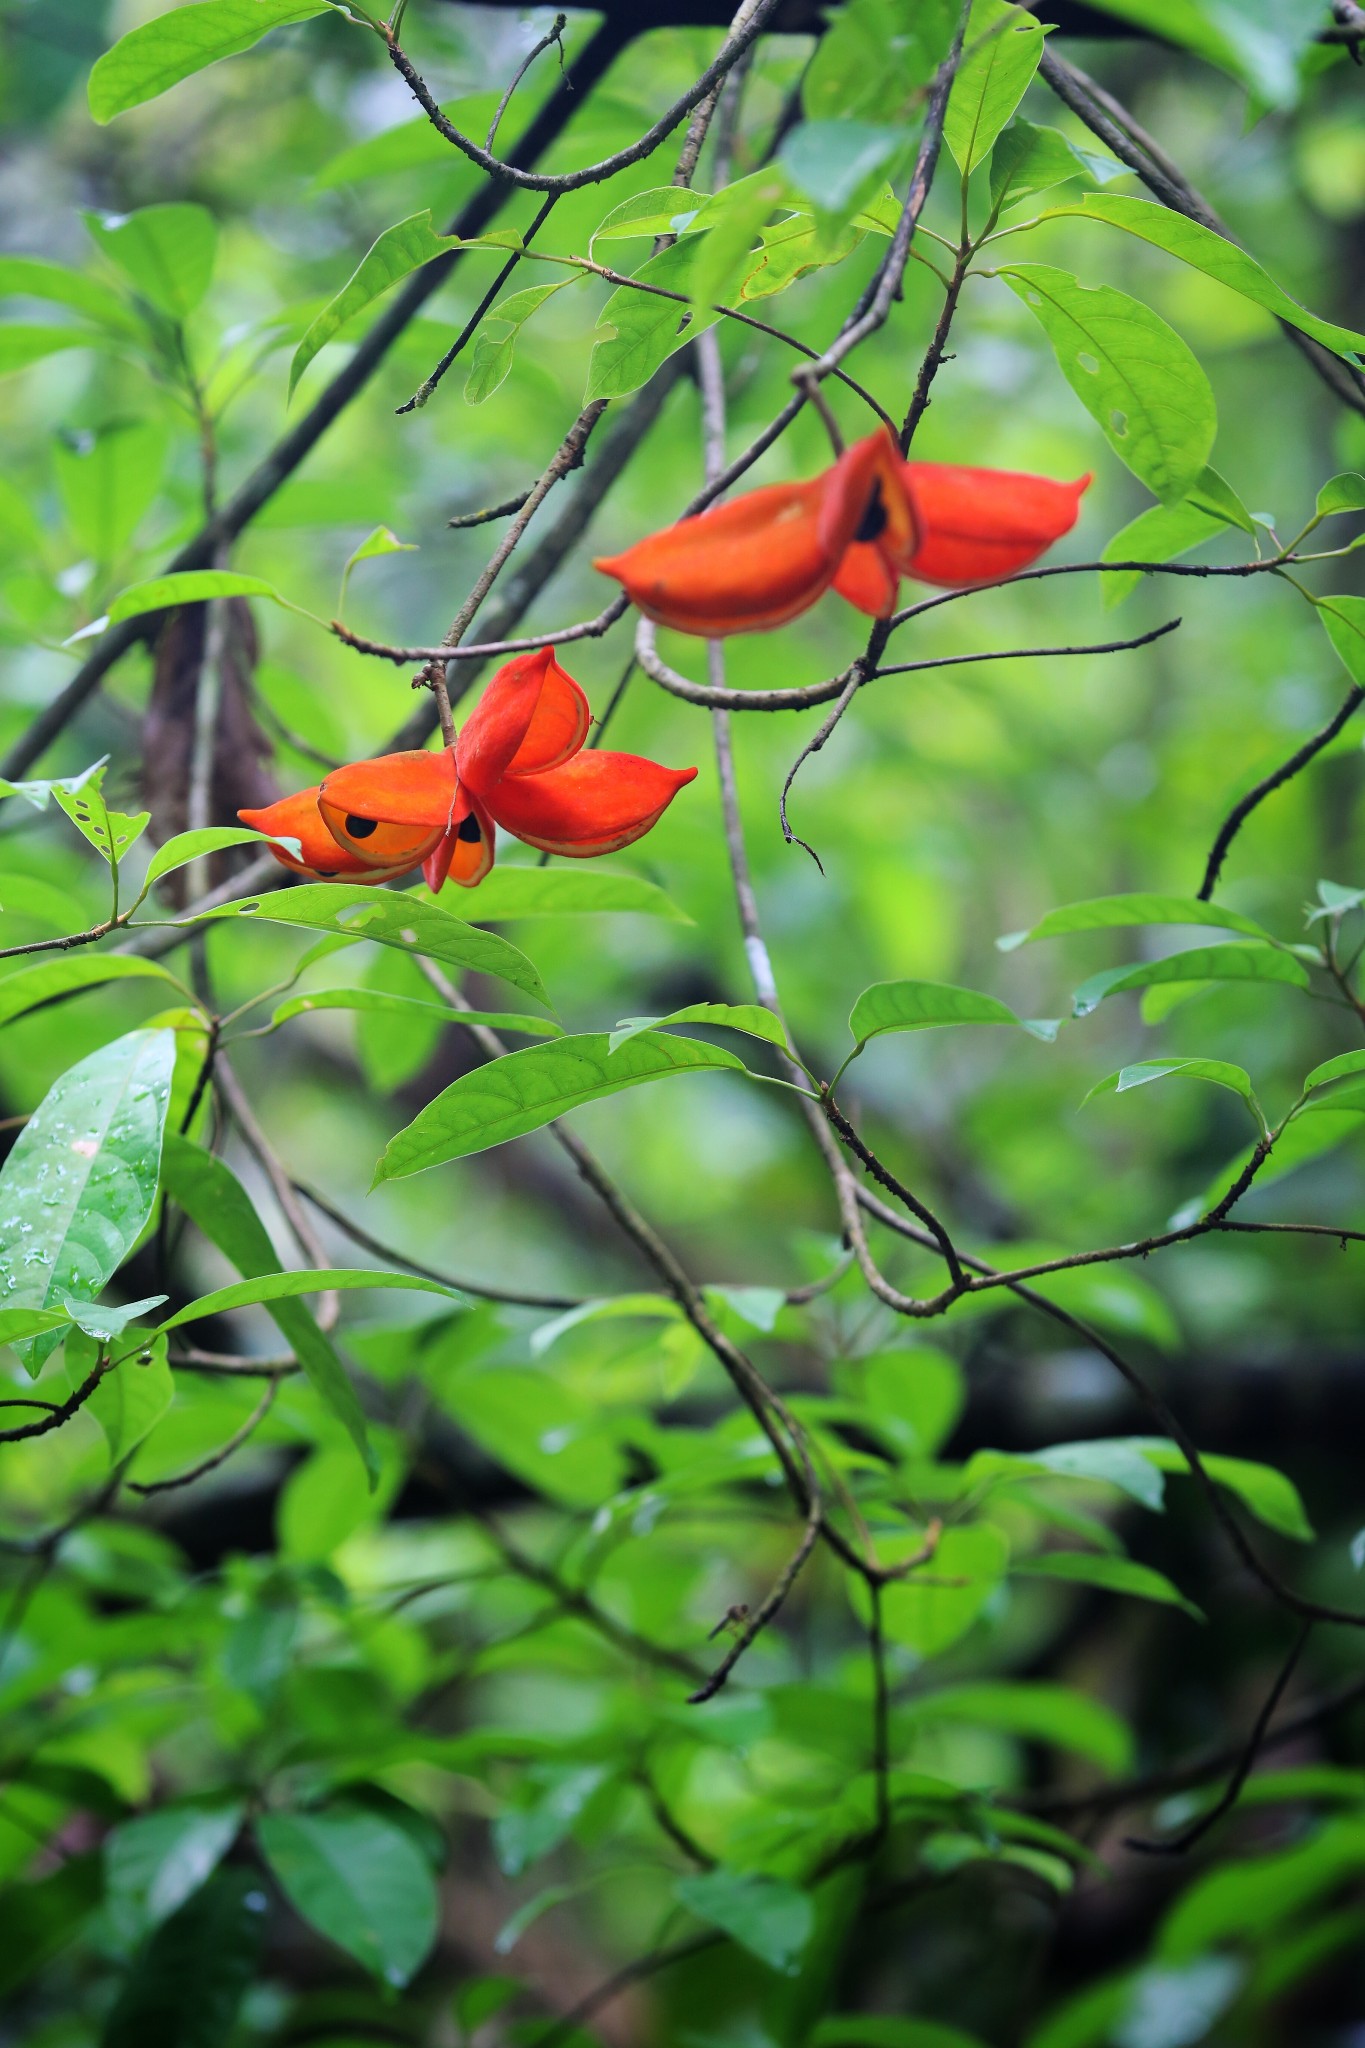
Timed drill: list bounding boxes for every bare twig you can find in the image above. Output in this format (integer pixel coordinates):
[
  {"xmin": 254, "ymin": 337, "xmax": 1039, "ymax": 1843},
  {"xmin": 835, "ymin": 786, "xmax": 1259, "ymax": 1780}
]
[
  {"xmin": 1198, "ymin": 684, "xmax": 1365, "ymax": 899},
  {"xmin": 485, "ymin": 14, "xmax": 567, "ymax": 154}
]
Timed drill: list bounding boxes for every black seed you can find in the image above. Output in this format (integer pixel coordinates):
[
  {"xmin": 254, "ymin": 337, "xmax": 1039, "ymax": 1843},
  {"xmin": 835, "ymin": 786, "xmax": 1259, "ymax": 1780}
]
[
  {"xmin": 854, "ymin": 480, "xmax": 888, "ymax": 544},
  {"xmin": 456, "ymin": 813, "xmax": 482, "ymax": 842},
  {"xmin": 345, "ymin": 814, "xmax": 378, "ymax": 839},
  {"xmin": 314, "ymin": 868, "xmax": 339, "ymax": 877}
]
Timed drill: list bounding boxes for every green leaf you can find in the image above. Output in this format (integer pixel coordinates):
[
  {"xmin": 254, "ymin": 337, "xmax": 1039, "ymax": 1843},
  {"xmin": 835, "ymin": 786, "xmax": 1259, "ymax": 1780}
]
[
  {"xmin": 1046, "ymin": 193, "xmax": 1365, "ymax": 365},
  {"xmin": 463, "ymin": 865, "xmax": 690, "ymax": 922},
  {"xmin": 849, "ymin": 979, "xmax": 1018, "ymax": 1048},
  {"xmin": 290, "ymin": 210, "xmax": 457, "ymax": 397},
  {"xmin": 967, "ymin": 1437, "xmax": 1168, "ymax": 1511},
  {"xmin": 1015, "ymin": 1551, "xmax": 1204, "ymax": 1620},
  {"xmin": 55, "ymin": 420, "xmax": 169, "ymax": 567},
  {"xmin": 105, "ymin": 569, "xmax": 285, "ymax": 625},
  {"xmin": 802, "ymin": 0, "xmax": 955, "ymax": 125},
  {"xmin": 62, "ymin": 1293, "xmax": 167, "ymax": 1341},
  {"xmin": 813, "ymin": 2021, "xmax": 988, "ymax": 2048},
  {"xmin": 375, "ymin": 1031, "xmax": 748, "ymax": 1181},
  {"xmin": 143, "ymin": 826, "xmax": 283, "ymax": 891},
  {"xmin": 0, "ymin": 255, "xmax": 139, "ymax": 334},
  {"xmin": 52, "ymin": 764, "xmax": 149, "ymax": 867},
  {"xmin": 0, "ymin": 1855, "xmax": 102, "ymax": 2000},
  {"xmin": 102, "ymin": 1867, "xmax": 264, "ymax": 2048},
  {"xmin": 0, "ymin": 757, "xmax": 106, "ymax": 812},
  {"xmin": 1000, "ymin": 892, "xmax": 1274, "ymax": 948},
  {"xmin": 0, "ymin": 955, "xmax": 186, "ymax": 1030},
  {"xmin": 0, "ymin": 1307, "xmax": 80, "ymax": 1348},
  {"xmin": 156, "ymin": 1267, "xmax": 465, "ymax": 1331},
  {"xmin": 494, "ymin": 1765, "xmax": 610, "ymax": 1877},
  {"xmin": 105, "ymin": 1800, "xmax": 245, "ymax": 1944},
  {"xmin": 1068, "ymin": 0, "xmax": 1310, "ymax": 109},
  {"xmin": 271, "ymin": 987, "xmax": 559, "ymax": 1036},
  {"xmin": 465, "ymin": 282, "xmax": 566, "ymax": 405},
  {"xmin": 0, "ymin": 1027, "xmax": 175, "ymax": 1374},
  {"xmin": 1318, "ymin": 595, "xmax": 1365, "ymax": 686},
  {"xmin": 211, "ymin": 883, "xmax": 551, "ymax": 1008},
  {"xmin": 0, "ymin": 325, "xmax": 112, "ymax": 376},
  {"xmin": 86, "ymin": 1333, "xmax": 174, "ymax": 1461},
  {"xmin": 1129, "ymin": 1438, "xmax": 1314, "ymax": 1541},
  {"xmin": 1100, "ymin": 478, "xmax": 1233, "ymax": 607},
  {"xmin": 1158, "ymin": 1817, "xmax": 1365, "ymax": 1964},
  {"xmin": 440, "ymin": 1365, "xmax": 621, "ymax": 1507},
  {"xmin": 586, "ymin": 232, "xmax": 723, "ymax": 402},
  {"xmin": 256, "ymin": 1803, "xmax": 438, "ymax": 1987},
  {"xmin": 589, "ymin": 185, "xmax": 709, "ymax": 251},
  {"xmin": 841, "ymin": 1346, "xmax": 965, "ymax": 1459},
  {"xmin": 780, "ymin": 120, "xmax": 907, "ymax": 222},
  {"xmin": 1001, "ymin": 263, "xmax": 1217, "ymax": 505},
  {"xmin": 85, "ymin": 204, "xmax": 218, "ymax": 321},
  {"xmin": 1317, "ymin": 473, "xmax": 1365, "ymax": 518},
  {"xmin": 89, "ymin": 0, "xmax": 328, "ymax": 123},
  {"xmin": 859, "ymin": 1524, "xmax": 1011, "ymax": 1657},
  {"xmin": 160, "ymin": 1135, "xmax": 376, "ymax": 1480},
  {"xmin": 1305, "ymin": 1048, "xmax": 1365, "ymax": 1094},
  {"xmin": 989, "ymin": 117, "xmax": 1124, "ymax": 213},
  {"xmin": 944, "ymin": 0, "xmax": 1045, "ymax": 175},
  {"xmin": 311, "ymin": 93, "xmax": 500, "ymax": 191},
  {"xmin": 1082, "ymin": 1058, "xmax": 1261, "ymax": 1119},
  {"xmin": 674, "ymin": 1868, "xmax": 814, "ymax": 1973},
  {"xmin": 1072, "ymin": 944, "xmax": 1308, "ymax": 1017},
  {"xmin": 609, "ymin": 1002, "xmax": 791, "ymax": 1057},
  {"xmin": 899, "ymin": 1680, "xmax": 1134, "ymax": 1773}
]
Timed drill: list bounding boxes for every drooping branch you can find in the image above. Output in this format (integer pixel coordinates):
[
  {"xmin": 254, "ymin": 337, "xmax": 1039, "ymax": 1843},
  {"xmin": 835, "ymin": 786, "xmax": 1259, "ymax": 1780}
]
[{"xmin": 1198, "ymin": 682, "xmax": 1365, "ymax": 899}]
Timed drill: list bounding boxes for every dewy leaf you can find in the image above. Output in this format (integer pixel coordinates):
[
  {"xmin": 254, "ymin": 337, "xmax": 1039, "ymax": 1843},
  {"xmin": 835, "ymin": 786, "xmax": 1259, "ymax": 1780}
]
[
  {"xmin": 1000, "ymin": 892, "xmax": 1275, "ymax": 948},
  {"xmin": 85, "ymin": 204, "xmax": 218, "ymax": 320},
  {"xmin": 849, "ymin": 979, "xmax": 1018, "ymax": 1047},
  {"xmin": 944, "ymin": 0, "xmax": 1045, "ymax": 175},
  {"xmin": 1072, "ymin": 944, "xmax": 1308, "ymax": 1017},
  {"xmin": 160, "ymin": 1134, "xmax": 377, "ymax": 1481},
  {"xmin": 1015, "ymin": 1550, "xmax": 1204, "ymax": 1620},
  {"xmin": 465, "ymin": 866, "xmax": 691, "ymax": 922},
  {"xmin": 105, "ymin": 1800, "xmax": 246, "ymax": 1946},
  {"xmin": 256, "ymin": 1804, "xmax": 438, "ymax": 1987},
  {"xmin": 290, "ymin": 210, "xmax": 458, "ymax": 397},
  {"xmin": 0, "ymin": 956, "xmax": 187, "ymax": 1031},
  {"xmin": 674, "ymin": 1868, "xmax": 814, "ymax": 1973},
  {"xmin": 464, "ymin": 282, "xmax": 566, "ymax": 405},
  {"xmin": 0, "ymin": 1027, "xmax": 175, "ymax": 1375},
  {"xmin": 1046, "ymin": 194, "xmax": 1365, "ymax": 365},
  {"xmin": 609, "ymin": 1002, "xmax": 791, "ymax": 1057},
  {"xmin": 1001, "ymin": 263, "xmax": 1217, "ymax": 505},
  {"xmin": 211, "ymin": 883, "xmax": 551, "ymax": 1008},
  {"xmin": 375, "ymin": 1031, "xmax": 749, "ymax": 1181},
  {"xmin": 89, "ymin": 0, "xmax": 328, "ymax": 123}
]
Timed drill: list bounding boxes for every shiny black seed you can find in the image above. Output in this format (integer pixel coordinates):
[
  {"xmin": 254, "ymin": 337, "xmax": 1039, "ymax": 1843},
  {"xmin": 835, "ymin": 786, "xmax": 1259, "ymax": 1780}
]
[
  {"xmin": 456, "ymin": 813, "xmax": 482, "ymax": 842},
  {"xmin": 854, "ymin": 480, "xmax": 888, "ymax": 544},
  {"xmin": 345, "ymin": 814, "xmax": 378, "ymax": 839}
]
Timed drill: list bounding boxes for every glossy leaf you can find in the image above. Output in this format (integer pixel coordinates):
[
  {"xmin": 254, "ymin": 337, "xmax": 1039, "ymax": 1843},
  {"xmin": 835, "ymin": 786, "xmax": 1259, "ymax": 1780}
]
[
  {"xmin": 290, "ymin": 210, "xmax": 457, "ymax": 396},
  {"xmin": 105, "ymin": 1800, "xmax": 245, "ymax": 1944},
  {"xmin": 106, "ymin": 569, "xmax": 285, "ymax": 625},
  {"xmin": 1015, "ymin": 1551, "xmax": 1204, "ymax": 1620},
  {"xmin": 609, "ymin": 1001, "xmax": 791, "ymax": 1057},
  {"xmin": 0, "ymin": 1027, "xmax": 175, "ymax": 1374},
  {"xmin": 944, "ymin": 0, "xmax": 1044, "ymax": 174},
  {"xmin": 1130, "ymin": 1438, "xmax": 1314, "ymax": 1541},
  {"xmin": 212, "ymin": 884, "xmax": 551, "ymax": 1007},
  {"xmin": 1073, "ymin": 943, "xmax": 1307, "ymax": 1017},
  {"xmin": 674, "ymin": 1867, "xmax": 814, "ymax": 1973},
  {"xmin": 90, "ymin": 0, "xmax": 328, "ymax": 123},
  {"xmin": 464, "ymin": 866, "xmax": 691, "ymax": 921},
  {"xmin": 156, "ymin": 1267, "xmax": 466, "ymax": 1331},
  {"xmin": 1002, "ymin": 263, "xmax": 1217, "ymax": 504},
  {"xmin": 1082, "ymin": 1058, "xmax": 1261, "ymax": 1119},
  {"xmin": 142, "ymin": 826, "xmax": 284, "ymax": 890},
  {"xmin": 0, "ymin": 955, "xmax": 186, "ymax": 1030},
  {"xmin": 256, "ymin": 1803, "xmax": 438, "ymax": 1986},
  {"xmin": 1318, "ymin": 594, "xmax": 1365, "ymax": 686},
  {"xmin": 1048, "ymin": 193, "xmax": 1365, "ymax": 363},
  {"xmin": 375, "ymin": 1031, "xmax": 748, "ymax": 1180},
  {"xmin": 848, "ymin": 979, "xmax": 1018, "ymax": 1047},
  {"xmin": 1000, "ymin": 892, "xmax": 1274, "ymax": 948},
  {"xmin": 1317, "ymin": 472, "xmax": 1365, "ymax": 517}
]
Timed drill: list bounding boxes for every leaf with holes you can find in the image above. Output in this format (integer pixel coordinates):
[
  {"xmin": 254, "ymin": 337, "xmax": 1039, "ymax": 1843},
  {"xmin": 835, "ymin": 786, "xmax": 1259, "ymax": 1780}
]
[
  {"xmin": 0, "ymin": 1027, "xmax": 175, "ymax": 1375},
  {"xmin": 1001, "ymin": 263, "xmax": 1216, "ymax": 504},
  {"xmin": 52, "ymin": 764, "xmax": 148, "ymax": 868},
  {"xmin": 209, "ymin": 884, "xmax": 550, "ymax": 1007}
]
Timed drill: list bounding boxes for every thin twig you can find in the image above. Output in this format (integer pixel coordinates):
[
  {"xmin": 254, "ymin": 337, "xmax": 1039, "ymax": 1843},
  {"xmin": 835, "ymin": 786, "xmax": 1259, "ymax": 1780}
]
[
  {"xmin": 1198, "ymin": 684, "xmax": 1365, "ymax": 899},
  {"xmin": 128, "ymin": 1379, "xmax": 279, "ymax": 1496},
  {"xmin": 485, "ymin": 14, "xmax": 567, "ymax": 154}
]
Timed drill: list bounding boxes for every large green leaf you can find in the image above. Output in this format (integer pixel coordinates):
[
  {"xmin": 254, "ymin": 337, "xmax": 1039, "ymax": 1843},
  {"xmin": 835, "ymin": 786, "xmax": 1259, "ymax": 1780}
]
[
  {"xmin": 674, "ymin": 1868, "xmax": 814, "ymax": 1973},
  {"xmin": 85, "ymin": 204, "xmax": 217, "ymax": 321},
  {"xmin": 1072, "ymin": 944, "xmax": 1308, "ymax": 1017},
  {"xmin": 1001, "ymin": 263, "xmax": 1217, "ymax": 504},
  {"xmin": 587, "ymin": 232, "xmax": 724, "ymax": 401},
  {"xmin": 1319, "ymin": 594, "xmax": 1365, "ymax": 687},
  {"xmin": 1159, "ymin": 1818, "xmax": 1365, "ymax": 1964},
  {"xmin": 0, "ymin": 955, "xmax": 186, "ymax": 1029},
  {"xmin": 989, "ymin": 117, "xmax": 1124, "ymax": 214},
  {"xmin": 55, "ymin": 420, "xmax": 169, "ymax": 567},
  {"xmin": 0, "ymin": 1027, "xmax": 175, "ymax": 1374},
  {"xmin": 609, "ymin": 1001, "xmax": 791, "ymax": 1057},
  {"xmin": 0, "ymin": 255, "xmax": 139, "ymax": 334},
  {"xmin": 89, "ymin": 0, "xmax": 328, "ymax": 123},
  {"xmin": 801, "ymin": 0, "xmax": 954, "ymax": 125},
  {"xmin": 1000, "ymin": 893, "xmax": 1274, "ymax": 948},
  {"xmin": 848, "ymin": 979, "xmax": 1019, "ymax": 1047},
  {"xmin": 105, "ymin": 1800, "xmax": 245, "ymax": 1945},
  {"xmin": 1015, "ymin": 1551, "xmax": 1204, "ymax": 1620},
  {"xmin": 374, "ymin": 1031, "xmax": 748, "ymax": 1180},
  {"xmin": 159, "ymin": 1135, "xmax": 376, "ymax": 1479},
  {"xmin": 211, "ymin": 884, "xmax": 551, "ymax": 1007},
  {"xmin": 898, "ymin": 1680, "xmax": 1134, "ymax": 1774},
  {"xmin": 256, "ymin": 1804, "xmax": 438, "ymax": 1986},
  {"xmin": 1130, "ymin": 1438, "xmax": 1314, "ymax": 1541},
  {"xmin": 859, "ymin": 1525, "xmax": 1011, "ymax": 1657},
  {"xmin": 1047, "ymin": 193, "xmax": 1365, "ymax": 363},
  {"xmin": 106, "ymin": 569, "xmax": 286, "ymax": 625},
  {"xmin": 155, "ymin": 1268, "xmax": 463, "ymax": 1327},
  {"xmin": 944, "ymin": 0, "xmax": 1044, "ymax": 175},
  {"xmin": 290, "ymin": 210, "xmax": 458, "ymax": 397}
]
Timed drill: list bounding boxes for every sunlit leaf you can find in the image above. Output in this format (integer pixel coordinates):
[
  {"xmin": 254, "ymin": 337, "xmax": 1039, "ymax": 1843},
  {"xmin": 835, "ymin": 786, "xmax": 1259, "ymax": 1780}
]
[{"xmin": 89, "ymin": 0, "xmax": 328, "ymax": 124}]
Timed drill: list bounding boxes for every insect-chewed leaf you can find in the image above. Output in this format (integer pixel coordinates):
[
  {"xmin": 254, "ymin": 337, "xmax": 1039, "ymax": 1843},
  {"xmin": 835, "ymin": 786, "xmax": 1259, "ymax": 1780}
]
[{"xmin": 375, "ymin": 1031, "xmax": 748, "ymax": 1180}]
